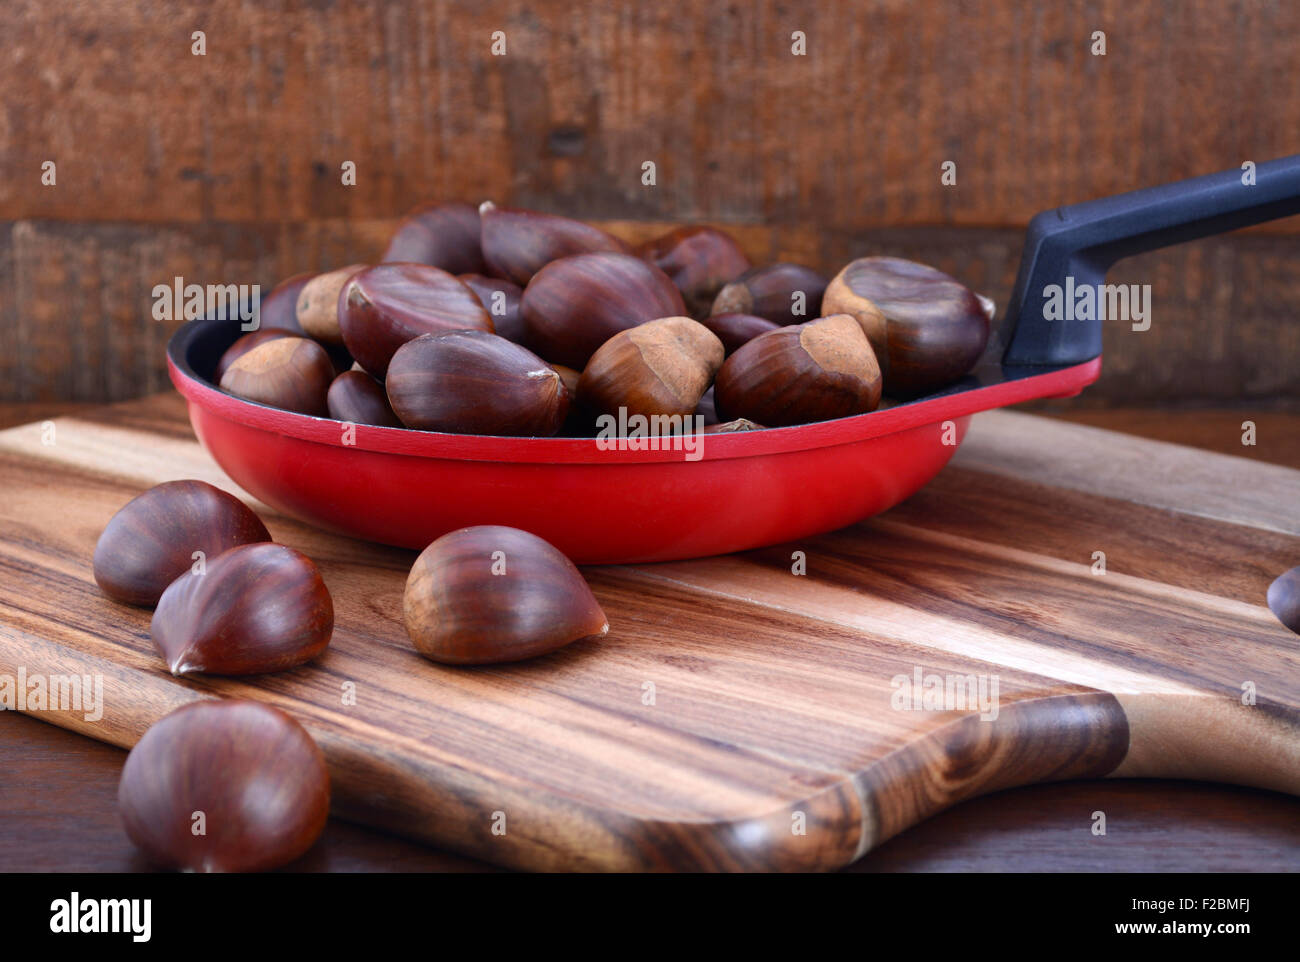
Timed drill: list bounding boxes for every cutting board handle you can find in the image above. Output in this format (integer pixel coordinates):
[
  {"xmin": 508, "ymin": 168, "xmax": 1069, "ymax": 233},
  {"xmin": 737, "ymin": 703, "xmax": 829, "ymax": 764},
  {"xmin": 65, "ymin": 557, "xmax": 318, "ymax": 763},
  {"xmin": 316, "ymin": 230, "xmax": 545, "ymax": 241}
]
[{"xmin": 1000, "ymin": 153, "xmax": 1300, "ymax": 367}]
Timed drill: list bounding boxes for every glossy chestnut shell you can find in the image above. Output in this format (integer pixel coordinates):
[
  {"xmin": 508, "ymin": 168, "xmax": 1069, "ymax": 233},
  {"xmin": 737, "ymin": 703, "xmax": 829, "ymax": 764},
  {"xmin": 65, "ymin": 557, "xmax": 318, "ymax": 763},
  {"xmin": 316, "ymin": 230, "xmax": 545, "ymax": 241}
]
[
  {"xmin": 338, "ymin": 263, "xmax": 493, "ymax": 378},
  {"xmin": 382, "ymin": 201, "xmax": 486, "ymax": 274},
  {"xmin": 458, "ymin": 273, "xmax": 526, "ymax": 344},
  {"xmin": 403, "ymin": 525, "xmax": 608, "ymax": 664},
  {"xmin": 714, "ymin": 313, "xmax": 882, "ymax": 426},
  {"xmin": 93, "ymin": 480, "xmax": 271, "ymax": 607},
  {"xmin": 326, "ymin": 370, "xmax": 400, "ymax": 427},
  {"xmin": 520, "ymin": 251, "xmax": 686, "ymax": 369},
  {"xmin": 118, "ymin": 699, "xmax": 330, "ymax": 872},
  {"xmin": 218, "ymin": 336, "xmax": 336, "ymax": 416},
  {"xmin": 479, "ymin": 203, "xmax": 629, "ymax": 286},
  {"xmin": 150, "ymin": 542, "xmax": 334, "ymax": 676},
  {"xmin": 635, "ymin": 225, "xmax": 751, "ymax": 318},
  {"xmin": 822, "ymin": 256, "xmax": 993, "ymax": 396},
  {"xmin": 710, "ymin": 262, "xmax": 828, "ymax": 325},
  {"xmin": 386, "ymin": 331, "xmax": 570, "ymax": 436},
  {"xmin": 577, "ymin": 316, "xmax": 724, "ymax": 419}
]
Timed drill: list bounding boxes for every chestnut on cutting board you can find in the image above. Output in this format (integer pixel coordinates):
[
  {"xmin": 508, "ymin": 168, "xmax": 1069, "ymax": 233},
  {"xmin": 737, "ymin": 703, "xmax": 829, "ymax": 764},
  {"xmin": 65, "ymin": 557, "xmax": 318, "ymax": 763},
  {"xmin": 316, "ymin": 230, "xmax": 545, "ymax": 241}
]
[
  {"xmin": 93, "ymin": 480, "xmax": 271, "ymax": 607},
  {"xmin": 151, "ymin": 542, "xmax": 334, "ymax": 676},
  {"xmin": 403, "ymin": 525, "xmax": 608, "ymax": 665},
  {"xmin": 118, "ymin": 700, "xmax": 329, "ymax": 872}
]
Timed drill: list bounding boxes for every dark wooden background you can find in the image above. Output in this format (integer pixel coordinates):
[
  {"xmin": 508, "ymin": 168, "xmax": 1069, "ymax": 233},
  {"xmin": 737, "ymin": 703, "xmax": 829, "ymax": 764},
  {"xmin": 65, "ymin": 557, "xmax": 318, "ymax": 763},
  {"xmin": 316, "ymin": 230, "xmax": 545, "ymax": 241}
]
[{"xmin": 1, "ymin": 0, "xmax": 1298, "ymax": 405}]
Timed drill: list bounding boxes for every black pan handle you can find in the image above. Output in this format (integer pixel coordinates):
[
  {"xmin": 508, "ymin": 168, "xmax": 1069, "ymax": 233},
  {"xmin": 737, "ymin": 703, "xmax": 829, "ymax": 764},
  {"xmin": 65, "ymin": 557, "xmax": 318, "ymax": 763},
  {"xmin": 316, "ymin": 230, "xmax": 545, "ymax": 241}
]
[{"xmin": 1000, "ymin": 154, "xmax": 1300, "ymax": 367}]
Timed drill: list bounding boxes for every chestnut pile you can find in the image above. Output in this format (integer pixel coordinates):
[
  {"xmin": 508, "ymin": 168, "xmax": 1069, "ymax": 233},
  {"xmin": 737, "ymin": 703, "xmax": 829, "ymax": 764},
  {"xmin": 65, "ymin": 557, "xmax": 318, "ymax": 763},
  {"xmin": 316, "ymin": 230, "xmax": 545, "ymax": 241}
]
[{"xmin": 218, "ymin": 202, "xmax": 995, "ymax": 435}]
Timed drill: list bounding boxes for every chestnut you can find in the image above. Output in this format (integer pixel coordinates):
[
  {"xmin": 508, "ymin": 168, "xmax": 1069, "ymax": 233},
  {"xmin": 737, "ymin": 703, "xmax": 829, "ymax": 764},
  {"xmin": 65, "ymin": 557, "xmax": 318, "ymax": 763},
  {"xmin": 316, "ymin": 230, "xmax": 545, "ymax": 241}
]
[
  {"xmin": 219, "ymin": 336, "xmax": 336, "ymax": 416},
  {"xmin": 404, "ymin": 525, "xmax": 608, "ymax": 664},
  {"xmin": 714, "ymin": 313, "xmax": 882, "ymax": 426},
  {"xmin": 258, "ymin": 272, "xmax": 314, "ymax": 334},
  {"xmin": 93, "ymin": 480, "xmax": 271, "ymax": 607},
  {"xmin": 295, "ymin": 264, "xmax": 366, "ymax": 345},
  {"xmin": 337, "ymin": 264, "xmax": 493, "ymax": 378},
  {"xmin": 695, "ymin": 386, "xmax": 720, "ymax": 426},
  {"xmin": 578, "ymin": 316, "xmax": 724, "ymax": 419},
  {"xmin": 479, "ymin": 202, "xmax": 630, "ymax": 286},
  {"xmin": 326, "ymin": 370, "xmax": 400, "ymax": 427},
  {"xmin": 386, "ymin": 330, "xmax": 570, "ymax": 436},
  {"xmin": 118, "ymin": 699, "xmax": 330, "ymax": 872},
  {"xmin": 710, "ymin": 263, "xmax": 829, "ymax": 325},
  {"xmin": 822, "ymin": 256, "xmax": 993, "ymax": 396},
  {"xmin": 151, "ymin": 542, "xmax": 333, "ymax": 676},
  {"xmin": 382, "ymin": 201, "xmax": 485, "ymax": 274},
  {"xmin": 213, "ymin": 327, "xmax": 293, "ymax": 382},
  {"xmin": 520, "ymin": 251, "xmax": 686, "ymax": 369},
  {"xmin": 458, "ymin": 273, "xmax": 526, "ymax": 344},
  {"xmin": 635, "ymin": 225, "xmax": 751, "ymax": 318},
  {"xmin": 1268, "ymin": 566, "xmax": 1300, "ymax": 634},
  {"xmin": 550, "ymin": 363, "xmax": 582, "ymax": 398},
  {"xmin": 699, "ymin": 312, "xmax": 781, "ymax": 356}
]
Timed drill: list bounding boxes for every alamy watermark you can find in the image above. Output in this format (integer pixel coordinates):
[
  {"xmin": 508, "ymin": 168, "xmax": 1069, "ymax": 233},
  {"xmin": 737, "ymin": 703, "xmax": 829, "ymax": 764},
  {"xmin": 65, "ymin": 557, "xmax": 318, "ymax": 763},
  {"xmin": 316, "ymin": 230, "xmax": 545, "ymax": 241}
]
[
  {"xmin": 0, "ymin": 668, "xmax": 104, "ymax": 722},
  {"xmin": 890, "ymin": 667, "xmax": 1000, "ymax": 721},
  {"xmin": 151, "ymin": 276, "xmax": 260, "ymax": 330},
  {"xmin": 1043, "ymin": 276, "xmax": 1151, "ymax": 331},
  {"xmin": 595, "ymin": 409, "xmax": 706, "ymax": 462}
]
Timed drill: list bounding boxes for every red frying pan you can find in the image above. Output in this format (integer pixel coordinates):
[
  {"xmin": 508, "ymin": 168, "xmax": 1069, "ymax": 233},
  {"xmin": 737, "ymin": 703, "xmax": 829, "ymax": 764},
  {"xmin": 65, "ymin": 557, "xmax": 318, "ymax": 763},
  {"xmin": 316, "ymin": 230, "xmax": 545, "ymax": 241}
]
[{"xmin": 167, "ymin": 156, "xmax": 1300, "ymax": 563}]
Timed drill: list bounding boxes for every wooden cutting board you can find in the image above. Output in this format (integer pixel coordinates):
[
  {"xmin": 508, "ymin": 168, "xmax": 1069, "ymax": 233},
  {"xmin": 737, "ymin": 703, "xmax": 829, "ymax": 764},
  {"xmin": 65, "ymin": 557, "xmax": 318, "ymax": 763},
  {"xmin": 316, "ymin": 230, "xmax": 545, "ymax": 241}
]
[{"xmin": 0, "ymin": 394, "xmax": 1297, "ymax": 871}]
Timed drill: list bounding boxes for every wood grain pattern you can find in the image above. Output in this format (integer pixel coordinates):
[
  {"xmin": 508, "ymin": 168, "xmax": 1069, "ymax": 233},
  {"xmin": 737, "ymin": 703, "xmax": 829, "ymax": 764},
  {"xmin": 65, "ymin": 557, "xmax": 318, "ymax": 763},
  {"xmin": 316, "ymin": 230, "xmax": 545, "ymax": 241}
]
[
  {"xmin": 0, "ymin": 396, "xmax": 1296, "ymax": 870},
  {"xmin": 5, "ymin": 0, "xmax": 1300, "ymax": 232}
]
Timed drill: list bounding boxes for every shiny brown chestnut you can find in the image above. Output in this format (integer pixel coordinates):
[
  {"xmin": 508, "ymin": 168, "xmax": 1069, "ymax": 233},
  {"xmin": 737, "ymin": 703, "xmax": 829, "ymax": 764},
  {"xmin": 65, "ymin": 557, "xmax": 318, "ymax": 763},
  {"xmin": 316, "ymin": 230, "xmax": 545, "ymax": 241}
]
[
  {"xmin": 326, "ymin": 370, "xmax": 400, "ymax": 427},
  {"xmin": 219, "ymin": 336, "xmax": 336, "ymax": 416},
  {"xmin": 700, "ymin": 312, "xmax": 781, "ymax": 356},
  {"xmin": 479, "ymin": 202, "xmax": 630, "ymax": 286},
  {"xmin": 520, "ymin": 251, "xmax": 686, "ymax": 369},
  {"xmin": 822, "ymin": 256, "xmax": 994, "ymax": 396},
  {"xmin": 93, "ymin": 480, "xmax": 271, "ymax": 607},
  {"xmin": 710, "ymin": 263, "xmax": 829, "ymax": 325},
  {"xmin": 118, "ymin": 699, "xmax": 330, "ymax": 872},
  {"xmin": 578, "ymin": 316, "xmax": 724, "ymax": 419},
  {"xmin": 382, "ymin": 201, "xmax": 485, "ymax": 274},
  {"xmin": 714, "ymin": 313, "xmax": 882, "ymax": 426},
  {"xmin": 213, "ymin": 328, "xmax": 293, "ymax": 382},
  {"xmin": 404, "ymin": 525, "xmax": 608, "ymax": 664},
  {"xmin": 295, "ymin": 264, "xmax": 366, "ymax": 345},
  {"xmin": 386, "ymin": 331, "xmax": 570, "ymax": 436},
  {"xmin": 635, "ymin": 225, "xmax": 751, "ymax": 318},
  {"xmin": 151, "ymin": 542, "xmax": 333, "ymax": 675},
  {"xmin": 458, "ymin": 273, "xmax": 525, "ymax": 344},
  {"xmin": 258, "ymin": 272, "xmax": 314, "ymax": 334},
  {"xmin": 695, "ymin": 387, "xmax": 720, "ymax": 426},
  {"xmin": 1268, "ymin": 566, "xmax": 1300, "ymax": 634},
  {"xmin": 338, "ymin": 264, "xmax": 493, "ymax": 378}
]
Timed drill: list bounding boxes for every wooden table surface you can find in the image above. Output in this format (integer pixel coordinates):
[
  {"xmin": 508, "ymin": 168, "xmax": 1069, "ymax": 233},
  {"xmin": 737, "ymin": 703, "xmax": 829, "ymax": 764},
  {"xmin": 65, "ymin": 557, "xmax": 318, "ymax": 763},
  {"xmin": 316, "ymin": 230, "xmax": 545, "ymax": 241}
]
[{"xmin": 1, "ymin": 398, "xmax": 1297, "ymax": 872}]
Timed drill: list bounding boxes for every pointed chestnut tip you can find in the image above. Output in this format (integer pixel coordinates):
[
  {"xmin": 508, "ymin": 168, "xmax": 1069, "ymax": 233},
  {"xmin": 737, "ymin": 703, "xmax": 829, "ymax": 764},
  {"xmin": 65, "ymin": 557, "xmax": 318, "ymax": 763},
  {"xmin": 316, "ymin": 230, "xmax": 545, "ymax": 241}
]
[{"xmin": 479, "ymin": 200, "xmax": 497, "ymax": 215}]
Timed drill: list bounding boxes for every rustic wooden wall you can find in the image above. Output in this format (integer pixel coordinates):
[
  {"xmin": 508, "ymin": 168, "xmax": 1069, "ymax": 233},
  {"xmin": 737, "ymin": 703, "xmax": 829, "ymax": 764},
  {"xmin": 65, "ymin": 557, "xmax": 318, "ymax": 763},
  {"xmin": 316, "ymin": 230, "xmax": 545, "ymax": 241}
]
[{"xmin": 1, "ymin": 0, "xmax": 1298, "ymax": 404}]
